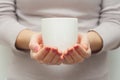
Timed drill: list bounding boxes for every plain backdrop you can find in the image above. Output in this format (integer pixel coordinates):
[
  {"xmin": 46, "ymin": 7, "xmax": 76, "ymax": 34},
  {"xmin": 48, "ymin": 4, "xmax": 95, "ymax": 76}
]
[{"xmin": 0, "ymin": 45, "xmax": 120, "ymax": 80}]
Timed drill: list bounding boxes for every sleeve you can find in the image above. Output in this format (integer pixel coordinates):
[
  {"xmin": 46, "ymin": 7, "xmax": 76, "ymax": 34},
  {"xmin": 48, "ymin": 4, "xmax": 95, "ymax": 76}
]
[
  {"xmin": 91, "ymin": 0, "xmax": 120, "ymax": 54},
  {"xmin": 0, "ymin": 0, "xmax": 28, "ymax": 53}
]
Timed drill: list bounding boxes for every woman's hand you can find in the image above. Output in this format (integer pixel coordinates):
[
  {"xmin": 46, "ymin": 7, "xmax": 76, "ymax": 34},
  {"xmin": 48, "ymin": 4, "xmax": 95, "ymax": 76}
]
[
  {"xmin": 62, "ymin": 33, "xmax": 91, "ymax": 64},
  {"xmin": 16, "ymin": 29, "xmax": 62, "ymax": 65},
  {"xmin": 29, "ymin": 33, "xmax": 62, "ymax": 65},
  {"xmin": 62, "ymin": 31, "xmax": 103, "ymax": 65}
]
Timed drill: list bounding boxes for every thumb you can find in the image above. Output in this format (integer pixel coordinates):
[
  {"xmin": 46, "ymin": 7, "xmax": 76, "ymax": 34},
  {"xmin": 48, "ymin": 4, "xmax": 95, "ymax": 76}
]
[
  {"xmin": 29, "ymin": 43, "xmax": 40, "ymax": 52},
  {"xmin": 29, "ymin": 33, "xmax": 43, "ymax": 52},
  {"xmin": 29, "ymin": 35, "xmax": 42, "ymax": 52},
  {"xmin": 81, "ymin": 43, "xmax": 88, "ymax": 50},
  {"xmin": 80, "ymin": 34, "xmax": 89, "ymax": 50}
]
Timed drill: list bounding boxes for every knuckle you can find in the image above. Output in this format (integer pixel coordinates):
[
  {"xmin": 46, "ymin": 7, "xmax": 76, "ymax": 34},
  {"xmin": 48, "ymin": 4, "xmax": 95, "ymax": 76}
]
[
  {"xmin": 78, "ymin": 58, "xmax": 84, "ymax": 63},
  {"xmin": 43, "ymin": 59, "xmax": 49, "ymax": 64}
]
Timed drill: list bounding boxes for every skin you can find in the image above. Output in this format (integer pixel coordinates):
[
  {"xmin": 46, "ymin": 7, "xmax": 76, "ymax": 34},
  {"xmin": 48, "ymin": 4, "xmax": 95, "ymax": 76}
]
[
  {"xmin": 63, "ymin": 32, "xmax": 103, "ymax": 64},
  {"xmin": 16, "ymin": 29, "xmax": 62, "ymax": 65},
  {"xmin": 15, "ymin": 29, "xmax": 103, "ymax": 65}
]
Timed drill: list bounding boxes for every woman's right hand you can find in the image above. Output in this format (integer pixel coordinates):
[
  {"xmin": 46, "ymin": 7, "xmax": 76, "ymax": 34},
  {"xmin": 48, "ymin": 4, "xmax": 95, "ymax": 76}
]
[{"xmin": 29, "ymin": 33, "xmax": 62, "ymax": 65}]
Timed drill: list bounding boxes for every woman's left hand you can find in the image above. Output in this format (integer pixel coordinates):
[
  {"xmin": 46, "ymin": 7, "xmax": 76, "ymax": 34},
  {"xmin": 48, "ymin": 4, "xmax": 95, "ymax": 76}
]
[{"xmin": 62, "ymin": 33, "xmax": 91, "ymax": 64}]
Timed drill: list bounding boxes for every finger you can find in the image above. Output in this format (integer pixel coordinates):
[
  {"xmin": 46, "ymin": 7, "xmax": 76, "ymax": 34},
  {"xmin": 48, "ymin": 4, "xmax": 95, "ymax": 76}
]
[
  {"xmin": 81, "ymin": 45, "xmax": 91, "ymax": 58},
  {"xmin": 29, "ymin": 41, "xmax": 43, "ymax": 53},
  {"xmin": 51, "ymin": 50, "xmax": 62, "ymax": 65},
  {"xmin": 29, "ymin": 34, "xmax": 43, "ymax": 52},
  {"xmin": 43, "ymin": 48, "xmax": 57, "ymax": 64},
  {"xmin": 62, "ymin": 59, "xmax": 68, "ymax": 64},
  {"xmin": 31, "ymin": 47, "xmax": 50, "ymax": 61},
  {"xmin": 57, "ymin": 59, "xmax": 62, "ymax": 65},
  {"xmin": 63, "ymin": 53, "xmax": 74, "ymax": 64},
  {"xmin": 62, "ymin": 54, "xmax": 68, "ymax": 64},
  {"xmin": 75, "ymin": 45, "xmax": 91, "ymax": 58},
  {"xmin": 38, "ymin": 47, "xmax": 51, "ymax": 60},
  {"xmin": 29, "ymin": 43, "xmax": 40, "ymax": 52},
  {"xmin": 77, "ymin": 33, "xmax": 82, "ymax": 43},
  {"xmin": 68, "ymin": 48, "xmax": 84, "ymax": 63},
  {"xmin": 50, "ymin": 54, "xmax": 61, "ymax": 65},
  {"xmin": 81, "ymin": 43, "xmax": 88, "ymax": 50},
  {"xmin": 86, "ymin": 46, "xmax": 91, "ymax": 56},
  {"xmin": 80, "ymin": 34, "xmax": 90, "ymax": 50}
]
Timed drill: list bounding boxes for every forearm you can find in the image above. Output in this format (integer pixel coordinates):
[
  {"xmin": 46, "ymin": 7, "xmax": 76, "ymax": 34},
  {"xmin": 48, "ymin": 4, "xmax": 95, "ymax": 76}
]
[
  {"xmin": 87, "ymin": 31, "xmax": 103, "ymax": 53},
  {"xmin": 15, "ymin": 29, "xmax": 36, "ymax": 50}
]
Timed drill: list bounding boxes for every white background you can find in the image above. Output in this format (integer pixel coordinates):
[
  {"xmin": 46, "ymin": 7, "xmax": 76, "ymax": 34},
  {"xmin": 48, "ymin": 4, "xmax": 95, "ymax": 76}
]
[{"xmin": 0, "ymin": 45, "xmax": 120, "ymax": 80}]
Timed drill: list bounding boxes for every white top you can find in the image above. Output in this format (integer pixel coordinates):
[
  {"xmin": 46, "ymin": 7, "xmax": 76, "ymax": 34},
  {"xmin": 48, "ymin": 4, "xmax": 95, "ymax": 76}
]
[{"xmin": 0, "ymin": 0, "xmax": 120, "ymax": 80}]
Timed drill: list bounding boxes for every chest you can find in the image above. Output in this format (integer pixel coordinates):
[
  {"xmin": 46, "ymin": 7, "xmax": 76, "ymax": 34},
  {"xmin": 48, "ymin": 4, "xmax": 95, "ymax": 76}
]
[{"xmin": 16, "ymin": 0, "xmax": 101, "ymax": 13}]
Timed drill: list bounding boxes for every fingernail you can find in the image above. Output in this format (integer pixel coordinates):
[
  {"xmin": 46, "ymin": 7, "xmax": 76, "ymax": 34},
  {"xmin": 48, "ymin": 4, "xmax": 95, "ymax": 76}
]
[
  {"xmin": 66, "ymin": 49, "xmax": 73, "ymax": 56},
  {"xmin": 58, "ymin": 52, "xmax": 62, "ymax": 56},
  {"xmin": 45, "ymin": 47, "xmax": 50, "ymax": 51},
  {"xmin": 52, "ymin": 49, "xmax": 61, "ymax": 56},
  {"xmin": 66, "ymin": 52, "xmax": 71, "ymax": 56},
  {"xmin": 69, "ymin": 49, "xmax": 73, "ymax": 53},
  {"xmin": 74, "ymin": 45, "xmax": 79, "ymax": 49},
  {"xmin": 52, "ymin": 48, "xmax": 57, "ymax": 53}
]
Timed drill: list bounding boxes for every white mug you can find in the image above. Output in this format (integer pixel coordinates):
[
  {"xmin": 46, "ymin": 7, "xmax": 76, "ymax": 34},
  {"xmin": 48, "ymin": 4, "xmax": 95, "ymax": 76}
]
[{"xmin": 41, "ymin": 18, "xmax": 78, "ymax": 52}]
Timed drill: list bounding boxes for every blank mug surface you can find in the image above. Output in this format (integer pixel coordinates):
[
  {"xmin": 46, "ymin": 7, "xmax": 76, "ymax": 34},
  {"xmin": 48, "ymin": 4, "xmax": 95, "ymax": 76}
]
[{"xmin": 41, "ymin": 18, "xmax": 78, "ymax": 52}]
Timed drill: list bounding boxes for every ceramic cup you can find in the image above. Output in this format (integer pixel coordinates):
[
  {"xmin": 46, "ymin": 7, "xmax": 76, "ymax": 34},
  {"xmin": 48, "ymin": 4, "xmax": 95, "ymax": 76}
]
[{"xmin": 41, "ymin": 18, "xmax": 78, "ymax": 52}]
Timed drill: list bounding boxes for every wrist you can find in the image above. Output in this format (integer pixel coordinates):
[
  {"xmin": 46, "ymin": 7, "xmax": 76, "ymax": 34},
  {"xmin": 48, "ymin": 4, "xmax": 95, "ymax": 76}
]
[
  {"xmin": 87, "ymin": 31, "xmax": 103, "ymax": 53},
  {"xmin": 15, "ymin": 29, "xmax": 37, "ymax": 50}
]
